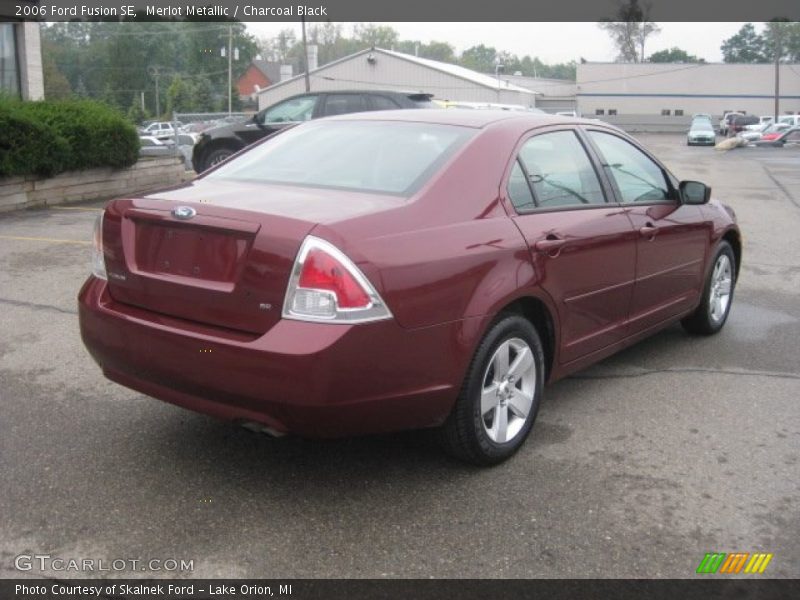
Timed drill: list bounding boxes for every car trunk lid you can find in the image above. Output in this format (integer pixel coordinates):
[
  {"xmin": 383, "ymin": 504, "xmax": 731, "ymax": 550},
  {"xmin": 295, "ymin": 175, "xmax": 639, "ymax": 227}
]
[{"xmin": 102, "ymin": 197, "xmax": 315, "ymax": 335}]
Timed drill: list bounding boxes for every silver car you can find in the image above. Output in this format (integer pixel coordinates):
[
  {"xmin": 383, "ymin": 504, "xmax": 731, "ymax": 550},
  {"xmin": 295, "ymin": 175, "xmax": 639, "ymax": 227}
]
[{"xmin": 687, "ymin": 121, "xmax": 716, "ymax": 146}]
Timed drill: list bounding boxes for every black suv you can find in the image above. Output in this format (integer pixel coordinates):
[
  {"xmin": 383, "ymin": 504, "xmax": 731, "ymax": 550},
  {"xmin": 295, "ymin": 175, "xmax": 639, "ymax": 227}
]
[{"xmin": 192, "ymin": 90, "xmax": 436, "ymax": 173}]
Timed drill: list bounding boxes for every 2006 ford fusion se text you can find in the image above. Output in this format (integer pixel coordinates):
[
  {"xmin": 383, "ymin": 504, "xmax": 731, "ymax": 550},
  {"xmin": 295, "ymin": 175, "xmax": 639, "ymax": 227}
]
[{"xmin": 78, "ymin": 111, "xmax": 741, "ymax": 465}]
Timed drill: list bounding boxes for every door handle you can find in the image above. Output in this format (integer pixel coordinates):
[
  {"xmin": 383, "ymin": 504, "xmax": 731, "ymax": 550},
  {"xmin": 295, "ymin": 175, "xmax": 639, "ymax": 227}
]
[
  {"xmin": 534, "ymin": 237, "xmax": 566, "ymax": 256},
  {"xmin": 639, "ymin": 223, "xmax": 659, "ymax": 240}
]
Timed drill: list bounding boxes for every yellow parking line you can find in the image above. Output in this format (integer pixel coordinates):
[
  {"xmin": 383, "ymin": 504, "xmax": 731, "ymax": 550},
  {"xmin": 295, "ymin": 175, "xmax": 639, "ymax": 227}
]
[
  {"xmin": 0, "ymin": 235, "xmax": 91, "ymax": 246},
  {"xmin": 49, "ymin": 206, "xmax": 103, "ymax": 211}
]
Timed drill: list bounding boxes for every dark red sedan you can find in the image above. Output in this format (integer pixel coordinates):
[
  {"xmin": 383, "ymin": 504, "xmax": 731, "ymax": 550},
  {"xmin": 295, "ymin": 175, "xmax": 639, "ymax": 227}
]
[{"xmin": 79, "ymin": 111, "xmax": 741, "ymax": 465}]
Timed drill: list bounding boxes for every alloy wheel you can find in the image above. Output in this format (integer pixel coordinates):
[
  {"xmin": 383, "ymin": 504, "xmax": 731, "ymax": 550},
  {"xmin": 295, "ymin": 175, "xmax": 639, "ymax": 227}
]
[{"xmin": 480, "ymin": 338, "xmax": 536, "ymax": 444}]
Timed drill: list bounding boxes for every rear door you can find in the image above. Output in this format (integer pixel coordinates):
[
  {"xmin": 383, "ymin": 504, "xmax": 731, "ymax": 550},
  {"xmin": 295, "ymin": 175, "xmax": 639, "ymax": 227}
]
[
  {"xmin": 506, "ymin": 128, "xmax": 637, "ymax": 364},
  {"xmin": 249, "ymin": 95, "xmax": 320, "ymax": 142},
  {"xmin": 320, "ymin": 93, "xmax": 369, "ymax": 117},
  {"xmin": 585, "ymin": 129, "xmax": 709, "ymax": 333}
]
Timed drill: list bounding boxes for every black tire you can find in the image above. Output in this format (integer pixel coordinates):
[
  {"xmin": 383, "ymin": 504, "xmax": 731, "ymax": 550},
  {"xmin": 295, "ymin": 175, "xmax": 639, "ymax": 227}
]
[
  {"xmin": 438, "ymin": 314, "xmax": 545, "ymax": 466},
  {"xmin": 202, "ymin": 147, "xmax": 237, "ymax": 172},
  {"xmin": 682, "ymin": 241, "xmax": 736, "ymax": 335}
]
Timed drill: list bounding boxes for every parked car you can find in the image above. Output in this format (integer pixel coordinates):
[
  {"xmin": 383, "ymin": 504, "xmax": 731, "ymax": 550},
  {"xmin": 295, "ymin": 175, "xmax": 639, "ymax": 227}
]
[
  {"xmin": 440, "ymin": 101, "xmax": 545, "ymax": 113},
  {"xmin": 191, "ymin": 90, "xmax": 437, "ymax": 173},
  {"xmin": 750, "ymin": 127, "xmax": 800, "ymax": 147},
  {"xmin": 777, "ymin": 115, "xmax": 800, "ymax": 128},
  {"xmin": 139, "ymin": 121, "xmax": 182, "ymax": 140},
  {"xmin": 80, "ymin": 111, "xmax": 741, "ymax": 465},
  {"xmin": 729, "ymin": 114, "xmax": 760, "ymax": 135},
  {"xmin": 758, "ymin": 122, "xmax": 793, "ymax": 141},
  {"xmin": 687, "ymin": 120, "xmax": 716, "ymax": 146},
  {"xmin": 138, "ymin": 135, "xmax": 175, "ymax": 158},
  {"xmin": 176, "ymin": 133, "xmax": 198, "ymax": 169},
  {"xmin": 737, "ymin": 122, "xmax": 790, "ymax": 143},
  {"xmin": 743, "ymin": 115, "xmax": 775, "ymax": 132},
  {"xmin": 719, "ymin": 112, "xmax": 743, "ymax": 136}
]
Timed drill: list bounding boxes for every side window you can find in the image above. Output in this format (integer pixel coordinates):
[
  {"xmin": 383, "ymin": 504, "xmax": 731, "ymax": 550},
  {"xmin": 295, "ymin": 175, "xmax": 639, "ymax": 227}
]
[
  {"xmin": 261, "ymin": 95, "xmax": 319, "ymax": 124},
  {"xmin": 516, "ymin": 130, "xmax": 606, "ymax": 209},
  {"xmin": 587, "ymin": 131, "xmax": 670, "ymax": 204},
  {"xmin": 370, "ymin": 95, "xmax": 401, "ymax": 111},
  {"xmin": 323, "ymin": 94, "xmax": 368, "ymax": 117},
  {"xmin": 507, "ymin": 160, "xmax": 535, "ymax": 212},
  {"xmin": 785, "ymin": 130, "xmax": 800, "ymax": 142}
]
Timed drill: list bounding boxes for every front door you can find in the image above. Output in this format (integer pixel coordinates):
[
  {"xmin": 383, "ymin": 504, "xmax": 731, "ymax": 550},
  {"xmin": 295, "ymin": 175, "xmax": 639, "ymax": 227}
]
[
  {"xmin": 506, "ymin": 129, "xmax": 638, "ymax": 364},
  {"xmin": 585, "ymin": 130, "xmax": 709, "ymax": 332}
]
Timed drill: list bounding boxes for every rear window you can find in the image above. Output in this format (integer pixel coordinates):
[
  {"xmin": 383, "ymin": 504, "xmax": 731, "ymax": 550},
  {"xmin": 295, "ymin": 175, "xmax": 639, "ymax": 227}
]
[{"xmin": 205, "ymin": 121, "xmax": 473, "ymax": 195}]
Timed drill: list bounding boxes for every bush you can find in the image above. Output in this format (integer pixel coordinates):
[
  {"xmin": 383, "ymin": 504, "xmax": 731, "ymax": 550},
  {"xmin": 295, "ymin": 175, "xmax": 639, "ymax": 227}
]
[
  {"xmin": 0, "ymin": 98, "xmax": 140, "ymax": 178},
  {"xmin": 0, "ymin": 106, "xmax": 69, "ymax": 177}
]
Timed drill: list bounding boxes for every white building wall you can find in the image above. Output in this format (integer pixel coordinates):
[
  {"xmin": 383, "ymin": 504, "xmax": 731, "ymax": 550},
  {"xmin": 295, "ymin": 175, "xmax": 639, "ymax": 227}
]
[
  {"xmin": 17, "ymin": 22, "xmax": 44, "ymax": 101},
  {"xmin": 577, "ymin": 63, "xmax": 800, "ymax": 117},
  {"xmin": 258, "ymin": 51, "xmax": 535, "ymax": 109}
]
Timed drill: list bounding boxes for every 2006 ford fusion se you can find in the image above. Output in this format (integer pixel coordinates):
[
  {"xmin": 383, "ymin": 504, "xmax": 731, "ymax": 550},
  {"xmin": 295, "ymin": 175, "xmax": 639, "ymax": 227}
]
[{"xmin": 79, "ymin": 111, "xmax": 741, "ymax": 465}]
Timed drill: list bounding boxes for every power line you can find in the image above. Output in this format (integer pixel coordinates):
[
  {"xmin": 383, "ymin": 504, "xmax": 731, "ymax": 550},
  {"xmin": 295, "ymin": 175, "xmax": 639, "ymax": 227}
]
[
  {"xmin": 578, "ymin": 63, "xmax": 708, "ymax": 86},
  {"xmin": 41, "ymin": 24, "xmax": 233, "ymax": 38}
]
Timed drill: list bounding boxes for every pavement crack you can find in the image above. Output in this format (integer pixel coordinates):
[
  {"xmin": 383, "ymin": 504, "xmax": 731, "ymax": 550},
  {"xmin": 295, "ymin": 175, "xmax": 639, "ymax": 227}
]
[
  {"xmin": 572, "ymin": 366, "xmax": 800, "ymax": 381},
  {"xmin": 0, "ymin": 297, "xmax": 77, "ymax": 316},
  {"xmin": 762, "ymin": 165, "xmax": 800, "ymax": 211}
]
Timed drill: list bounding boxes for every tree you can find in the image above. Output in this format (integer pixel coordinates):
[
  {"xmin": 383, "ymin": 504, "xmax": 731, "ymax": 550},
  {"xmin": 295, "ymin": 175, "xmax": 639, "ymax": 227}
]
[
  {"xmin": 41, "ymin": 21, "xmax": 259, "ymax": 116},
  {"xmin": 460, "ymin": 44, "xmax": 499, "ymax": 74},
  {"xmin": 720, "ymin": 23, "xmax": 768, "ymax": 63},
  {"xmin": 762, "ymin": 20, "xmax": 800, "ymax": 62},
  {"xmin": 165, "ymin": 75, "xmax": 193, "ymax": 117},
  {"xmin": 649, "ymin": 47, "xmax": 702, "ymax": 63},
  {"xmin": 127, "ymin": 95, "xmax": 149, "ymax": 125},
  {"xmin": 192, "ymin": 76, "xmax": 215, "ymax": 112},
  {"xmin": 41, "ymin": 41, "xmax": 72, "ymax": 99},
  {"xmin": 598, "ymin": 0, "xmax": 661, "ymax": 62},
  {"xmin": 352, "ymin": 24, "xmax": 399, "ymax": 49}
]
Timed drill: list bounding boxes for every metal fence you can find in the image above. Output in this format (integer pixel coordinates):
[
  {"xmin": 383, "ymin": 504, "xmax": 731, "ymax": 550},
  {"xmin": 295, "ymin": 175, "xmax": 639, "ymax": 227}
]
[{"xmin": 153, "ymin": 112, "xmax": 256, "ymax": 171}]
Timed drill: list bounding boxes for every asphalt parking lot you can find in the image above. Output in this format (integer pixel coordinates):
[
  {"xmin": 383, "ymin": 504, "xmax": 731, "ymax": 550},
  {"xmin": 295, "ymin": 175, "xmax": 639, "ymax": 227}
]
[{"xmin": 1, "ymin": 134, "xmax": 798, "ymax": 579}]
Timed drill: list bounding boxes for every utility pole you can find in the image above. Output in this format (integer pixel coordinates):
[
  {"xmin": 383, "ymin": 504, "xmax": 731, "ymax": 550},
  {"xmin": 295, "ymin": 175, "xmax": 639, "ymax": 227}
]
[
  {"xmin": 774, "ymin": 27, "xmax": 782, "ymax": 123},
  {"xmin": 495, "ymin": 63, "xmax": 504, "ymax": 102},
  {"xmin": 301, "ymin": 16, "xmax": 310, "ymax": 92},
  {"xmin": 148, "ymin": 66, "xmax": 163, "ymax": 118},
  {"xmin": 775, "ymin": 52, "xmax": 780, "ymax": 122},
  {"xmin": 228, "ymin": 24, "xmax": 233, "ymax": 115}
]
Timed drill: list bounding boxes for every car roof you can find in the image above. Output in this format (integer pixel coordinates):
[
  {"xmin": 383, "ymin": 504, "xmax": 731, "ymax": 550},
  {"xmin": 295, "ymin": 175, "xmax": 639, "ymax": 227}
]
[
  {"xmin": 323, "ymin": 108, "xmax": 585, "ymax": 129},
  {"xmin": 287, "ymin": 89, "xmax": 431, "ymax": 98}
]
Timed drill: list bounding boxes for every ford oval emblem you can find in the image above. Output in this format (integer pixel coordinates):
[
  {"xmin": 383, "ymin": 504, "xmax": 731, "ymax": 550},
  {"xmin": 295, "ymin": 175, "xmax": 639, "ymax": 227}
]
[{"xmin": 172, "ymin": 206, "xmax": 196, "ymax": 220}]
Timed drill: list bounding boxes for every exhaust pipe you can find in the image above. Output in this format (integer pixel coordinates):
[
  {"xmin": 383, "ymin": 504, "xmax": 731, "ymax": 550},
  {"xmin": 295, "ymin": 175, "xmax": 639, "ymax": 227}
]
[{"xmin": 240, "ymin": 421, "xmax": 287, "ymax": 438}]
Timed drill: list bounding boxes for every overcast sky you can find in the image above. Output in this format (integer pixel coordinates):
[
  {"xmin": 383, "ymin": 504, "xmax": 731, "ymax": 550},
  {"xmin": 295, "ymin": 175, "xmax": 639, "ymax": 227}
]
[{"xmin": 247, "ymin": 22, "xmax": 751, "ymax": 64}]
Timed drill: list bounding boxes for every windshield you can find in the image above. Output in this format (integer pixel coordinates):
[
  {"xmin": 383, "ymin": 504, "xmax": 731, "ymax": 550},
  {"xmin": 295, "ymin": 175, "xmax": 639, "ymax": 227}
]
[
  {"xmin": 205, "ymin": 120, "xmax": 473, "ymax": 195},
  {"xmin": 691, "ymin": 122, "xmax": 713, "ymax": 132}
]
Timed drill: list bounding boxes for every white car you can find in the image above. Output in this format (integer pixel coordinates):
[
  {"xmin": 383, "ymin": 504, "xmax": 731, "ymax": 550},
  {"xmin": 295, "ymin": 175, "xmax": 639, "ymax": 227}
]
[
  {"xmin": 777, "ymin": 115, "xmax": 800, "ymax": 128},
  {"xmin": 737, "ymin": 122, "xmax": 790, "ymax": 142},
  {"xmin": 139, "ymin": 121, "xmax": 182, "ymax": 140},
  {"xmin": 743, "ymin": 116, "xmax": 775, "ymax": 132}
]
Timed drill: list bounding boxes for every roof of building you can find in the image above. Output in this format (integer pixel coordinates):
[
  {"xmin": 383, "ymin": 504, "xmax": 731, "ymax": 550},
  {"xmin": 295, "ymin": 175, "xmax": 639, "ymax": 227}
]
[
  {"xmin": 378, "ymin": 49, "xmax": 536, "ymax": 95},
  {"xmin": 249, "ymin": 60, "xmax": 282, "ymax": 84},
  {"xmin": 256, "ymin": 48, "xmax": 537, "ymax": 96}
]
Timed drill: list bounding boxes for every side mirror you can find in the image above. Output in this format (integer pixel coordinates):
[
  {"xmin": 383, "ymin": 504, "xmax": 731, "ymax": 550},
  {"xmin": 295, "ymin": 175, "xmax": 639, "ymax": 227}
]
[{"xmin": 680, "ymin": 180, "xmax": 711, "ymax": 205}]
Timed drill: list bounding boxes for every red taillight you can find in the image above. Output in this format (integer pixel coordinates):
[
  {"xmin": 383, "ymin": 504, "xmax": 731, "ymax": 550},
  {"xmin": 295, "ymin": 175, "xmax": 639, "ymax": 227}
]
[
  {"xmin": 283, "ymin": 236, "xmax": 392, "ymax": 324},
  {"xmin": 298, "ymin": 247, "xmax": 370, "ymax": 308}
]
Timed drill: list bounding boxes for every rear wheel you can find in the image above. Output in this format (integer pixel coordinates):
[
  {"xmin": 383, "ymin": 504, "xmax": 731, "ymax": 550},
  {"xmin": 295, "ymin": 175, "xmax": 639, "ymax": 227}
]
[
  {"xmin": 682, "ymin": 241, "xmax": 736, "ymax": 335},
  {"xmin": 439, "ymin": 315, "xmax": 545, "ymax": 466}
]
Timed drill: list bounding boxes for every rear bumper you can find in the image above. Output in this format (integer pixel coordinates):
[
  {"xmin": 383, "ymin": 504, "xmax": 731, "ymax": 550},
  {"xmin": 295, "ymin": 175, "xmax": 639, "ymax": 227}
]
[{"xmin": 79, "ymin": 277, "xmax": 471, "ymax": 437}]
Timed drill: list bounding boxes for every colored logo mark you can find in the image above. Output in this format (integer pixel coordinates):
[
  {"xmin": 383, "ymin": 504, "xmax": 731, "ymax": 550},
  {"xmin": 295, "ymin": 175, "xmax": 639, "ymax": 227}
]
[{"xmin": 696, "ymin": 552, "xmax": 773, "ymax": 574}]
